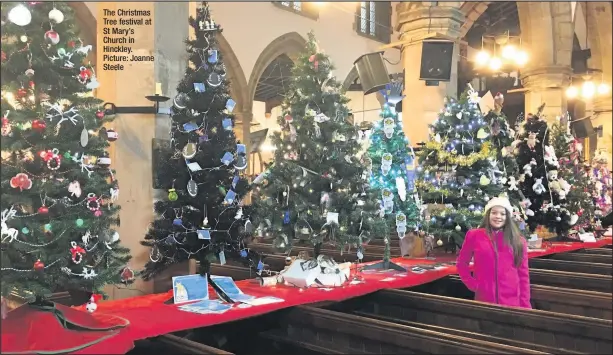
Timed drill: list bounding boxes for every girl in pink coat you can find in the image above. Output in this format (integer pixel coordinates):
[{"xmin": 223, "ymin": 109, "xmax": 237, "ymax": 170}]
[{"xmin": 457, "ymin": 197, "xmax": 532, "ymax": 309}]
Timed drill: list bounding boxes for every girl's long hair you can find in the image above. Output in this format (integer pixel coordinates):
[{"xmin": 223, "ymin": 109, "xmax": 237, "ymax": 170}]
[{"xmin": 480, "ymin": 209, "xmax": 524, "ymax": 267}]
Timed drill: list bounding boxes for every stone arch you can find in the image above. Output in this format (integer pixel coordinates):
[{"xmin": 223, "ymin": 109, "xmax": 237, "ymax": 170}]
[
  {"xmin": 342, "ymin": 67, "xmax": 359, "ymax": 92},
  {"xmin": 246, "ymin": 32, "xmax": 307, "ymax": 112},
  {"xmin": 217, "ymin": 34, "xmax": 249, "ymax": 113},
  {"xmin": 68, "ymin": 2, "xmax": 97, "ymax": 66},
  {"xmin": 460, "ymin": 2, "xmax": 574, "ymax": 68},
  {"xmin": 581, "ymin": 2, "xmax": 611, "ymax": 81}
]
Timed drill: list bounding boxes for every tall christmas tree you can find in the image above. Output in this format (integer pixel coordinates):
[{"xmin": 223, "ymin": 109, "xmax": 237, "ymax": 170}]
[
  {"xmin": 416, "ymin": 87, "xmax": 510, "ymax": 249},
  {"xmin": 549, "ymin": 115, "xmax": 594, "ymax": 232},
  {"xmin": 365, "ymin": 83, "xmax": 420, "ymax": 270},
  {"xmin": 251, "ymin": 32, "xmax": 386, "ymax": 258},
  {"xmin": 1, "ymin": 2, "xmax": 131, "ymax": 300},
  {"xmin": 140, "ymin": 2, "xmax": 260, "ymax": 280},
  {"xmin": 514, "ymin": 105, "xmax": 571, "ymax": 238}
]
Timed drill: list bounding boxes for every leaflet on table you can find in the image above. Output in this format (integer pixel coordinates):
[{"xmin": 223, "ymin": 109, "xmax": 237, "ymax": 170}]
[
  {"xmin": 210, "ymin": 275, "xmax": 285, "ymax": 305},
  {"xmin": 178, "ymin": 300, "xmax": 232, "ymax": 314},
  {"xmin": 172, "ymin": 274, "xmax": 208, "ymax": 305}
]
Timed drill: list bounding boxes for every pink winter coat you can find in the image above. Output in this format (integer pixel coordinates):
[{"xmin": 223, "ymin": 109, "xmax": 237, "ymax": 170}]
[{"xmin": 457, "ymin": 228, "xmax": 532, "ymax": 309}]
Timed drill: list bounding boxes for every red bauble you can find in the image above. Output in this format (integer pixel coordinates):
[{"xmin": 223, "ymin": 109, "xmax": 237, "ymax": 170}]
[
  {"xmin": 33, "ymin": 259, "xmax": 45, "ymax": 271},
  {"xmin": 1, "ymin": 51, "xmax": 6, "ymax": 62},
  {"xmin": 32, "ymin": 119, "xmax": 46, "ymax": 132},
  {"xmin": 17, "ymin": 88, "xmax": 27, "ymax": 98},
  {"xmin": 577, "ymin": 210, "xmax": 584, "ymax": 217},
  {"xmin": 38, "ymin": 206, "xmax": 49, "ymax": 214},
  {"xmin": 95, "ymin": 111, "xmax": 105, "ymax": 119},
  {"xmin": 68, "ymin": 40, "xmax": 76, "ymax": 48},
  {"xmin": 29, "ymin": 81, "xmax": 35, "ymax": 89}
]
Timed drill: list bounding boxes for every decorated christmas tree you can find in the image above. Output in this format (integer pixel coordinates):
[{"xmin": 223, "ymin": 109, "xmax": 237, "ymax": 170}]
[
  {"xmin": 549, "ymin": 114, "xmax": 594, "ymax": 232},
  {"xmin": 513, "ymin": 105, "xmax": 571, "ymax": 239},
  {"xmin": 1, "ymin": 2, "xmax": 131, "ymax": 300},
  {"xmin": 416, "ymin": 87, "xmax": 512, "ymax": 249},
  {"xmin": 251, "ymin": 32, "xmax": 386, "ymax": 258},
  {"xmin": 140, "ymin": 2, "xmax": 260, "ymax": 280},
  {"xmin": 364, "ymin": 83, "xmax": 419, "ymax": 269},
  {"xmin": 481, "ymin": 93, "xmax": 525, "ymax": 221},
  {"xmin": 590, "ymin": 150, "xmax": 612, "ymax": 220}
]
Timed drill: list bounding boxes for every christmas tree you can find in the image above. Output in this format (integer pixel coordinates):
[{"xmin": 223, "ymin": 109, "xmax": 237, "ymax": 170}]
[
  {"xmin": 251, "ymin": 32, "xmax": 386, "ymax": 258},
  {"xmin": 481, "ymin": 93, "xmax": 525, "ymax": 221},
  {"xmin": 590, "ymin": 150, "xmax": 612, "ymax": 221},
  {"xmin": 513, "ymin": 105, "xmax": 571, "ymax": 238},
  {"xmin": 549, "ymin": 115, "xmax": 594, "ymax": 231},
  {"xmin": 364, "ymin": 83, "xmax": 419, "ymax": 269},
  {"xmin": 416, "ymin": 87, "xmax": 509, "ymax": 249},
  {"xmin": 140, "ymin": 2, "xmax": 260, "ymax": 280},
  {"xmin": 1, "ymin": 2, "xmax": 132, "ymax": 300}
]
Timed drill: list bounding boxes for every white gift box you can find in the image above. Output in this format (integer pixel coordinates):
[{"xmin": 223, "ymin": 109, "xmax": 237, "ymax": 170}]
[{"xmin": 282, "ymin": 259, "xmax": 320, "ymax": 288}]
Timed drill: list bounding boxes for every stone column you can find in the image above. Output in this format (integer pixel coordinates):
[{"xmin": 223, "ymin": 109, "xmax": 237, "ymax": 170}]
[
  {"xmin": 592, "ymin": 96, "xmax": 613, "ymax": 169},
  {"xmin": 96, "ymin": 2, "xmax": 156, "ymax": 298},
  {"xmin": 520, "ymin": 66, "xmax": 573, "ymax": 121},
  {"xmin": 396, "ymin": 2, "xmax": 465, "ymax": 145}
]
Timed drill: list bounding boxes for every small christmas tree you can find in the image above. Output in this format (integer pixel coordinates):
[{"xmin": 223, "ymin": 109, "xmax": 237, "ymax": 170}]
[
  {"xmin": 251, "ymin": 32, "xmax": 386, "ymax": 258},
  {"xmin": 364, "ymin": 83, "xmax": 419, "ymax": 270},
  {"xmin": 140, "ymin": 2, "xmax": 260, "ymax": 280},
  {"xmin": 416, "ymin": 87, "xmax": 508, "ymax": 249},
  {"xmin": 1, "ymin": 2, "xmax": 131, "ymax": 300},
  {"xmin": 514, "ymin": 105, "xmax": 572, "ymax": 239},
  {"xmin": 591, "ymin": 150, "xmax": 612, "ymax": 221},
  {"xmin": 549, "ymin": 114, "xmax": 595, "ymax": 232}
]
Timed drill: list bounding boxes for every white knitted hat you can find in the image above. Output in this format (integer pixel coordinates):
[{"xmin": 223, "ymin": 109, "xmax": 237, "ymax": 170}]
[{"xmin": 484, "ymin": 196, "xmax": 513, "ymax": 214}]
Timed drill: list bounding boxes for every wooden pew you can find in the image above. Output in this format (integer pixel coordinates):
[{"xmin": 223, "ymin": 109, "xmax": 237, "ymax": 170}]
[
  {"xmin": 579, "ymin": 248, "xmax": 612, "ymax": 255},
  {"xmin": 360, "ymin": 289, "xmax": 612, "ymax": 353},
  {"xmin": 549, "ymin": 252, "xmax": 612, "ymax": 264},
  {"xmin": 412, "ymin": 275, "xmax": 612, "ymax": 320},
  {"xmin": 529, "ymin": 269, "xmax": 612, "ymax": 293},
  {"xmin": 139, "ymin": 335, "xmax": 233, "ymax": 355},
  {"xmin": 267, "ymin": 305, "xmax": 547, "ymax": 354},
  {"xmin": 529, "ymin": 258, "xmax": 612, "ymax": 275},
  {"xmin": 352, "ymin": 312, "xmax": 580, "ymax": 354}
]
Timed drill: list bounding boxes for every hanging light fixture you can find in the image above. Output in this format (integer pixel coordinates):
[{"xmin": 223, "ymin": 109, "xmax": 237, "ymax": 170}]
[{"xmin": 474, "ymin": 31, "xmax": 528, "ymax": 72}]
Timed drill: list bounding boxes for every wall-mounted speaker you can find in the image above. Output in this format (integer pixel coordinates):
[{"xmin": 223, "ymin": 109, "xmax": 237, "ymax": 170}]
[
  {"xmin": 419, "ymin": 40, "xmax": 454, "ymax": 82},
  {"xmin": 570, "ymin": 117, "xmax": 594, "ymax": 138},
  {"xmin": 354, "ymin": 51, "xmax": 390, "ymax": 95}
]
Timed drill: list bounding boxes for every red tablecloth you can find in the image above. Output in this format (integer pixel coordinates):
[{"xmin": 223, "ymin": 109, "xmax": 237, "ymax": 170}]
[{"xmin": 3, "ymin": 237, "xmax": 611, "ymax": 354}]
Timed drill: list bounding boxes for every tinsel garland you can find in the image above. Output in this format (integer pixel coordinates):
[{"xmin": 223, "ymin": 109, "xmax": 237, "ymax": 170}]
[{"xmin": 424, "ymin": 141, "xmax": 494, "ymax": 166}]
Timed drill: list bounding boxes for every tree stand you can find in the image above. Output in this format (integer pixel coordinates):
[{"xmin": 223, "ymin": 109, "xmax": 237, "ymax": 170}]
[{"xmin": 361, "ymin": 235, "xmax": 406, "ymax": 272}]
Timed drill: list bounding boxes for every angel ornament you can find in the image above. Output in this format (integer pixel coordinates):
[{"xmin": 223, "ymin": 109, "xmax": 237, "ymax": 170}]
[
  {"xmin": 381, "ymin": 189, "xmax": 394, "ymax": 214},
  {"xmin": 381, "ymin": 153, "xmax": 393, "ymax": 176},
  {"xmin": 532, "ymin": 178, "xmax": 546, "ymax": 195},
  {"xmin": 383, "ymin": 117, "xmax": 395, "ymax": 139},
  {"xmin": 395, "ymin": 212, "xmax": 407, "ymax": 239}
]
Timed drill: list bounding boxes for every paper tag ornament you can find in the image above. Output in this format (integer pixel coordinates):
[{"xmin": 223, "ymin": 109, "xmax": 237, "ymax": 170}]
[
  {"xmin": 381, "ymin": 153, "xmax": 393, "ymax": 176},
  {"xmin": 208, "ymin": 50, "xmax": 218, "ymax": 64},
  {"xmin": 226, "ymin": 99, "xmax": 236, "ymax": 113},
  {"xmin": 193, "ymin": 83, "xmax": 206, "ymax": 93},
  {"xmin": 187, "ymin": 179, "xmax": 198, "ymax": 197},
  {"xmin": 479, "ymin": 175, "xmax": 491, "ymax": 186},
  {"xmin": 224, "ymin": 190, "xmax": 236, "ymax": 204},
  {"xmin": 396, "ymin": 212, "xmax": 407, "ymax": 239},
  {"xmin": 383, "ymin": 117, "xmax": 395, "ymax": 138},
  {"xmin": 222, "ymin": 118, "xmax": 233, "ymax": 130},
  {"xmin": 197, "ymin": 229, "xmax": 211, "ymax": 240},
  {"xmin": 326, "ymin": 212, "xmax": 339, "ymax": 224},
  {"xmin": 477, "ymin": 128, "xmax": 489, "ymax": 139},
  {"xmin": 80, "ymin": 127, "xmax": 88, "ymax": 147},
  {"xmin": 221, "ymin": 152, "xmax": 234, "ymax": 165},
  {"xmin": 183, "ymin": 122, "xmax": 198, "ymax": 132}
]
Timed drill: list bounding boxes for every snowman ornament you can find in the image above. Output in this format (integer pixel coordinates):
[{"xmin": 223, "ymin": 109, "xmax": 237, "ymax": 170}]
[{"xmin": 86, "ymin": 294, "xmax": 103, "ymax": 313}]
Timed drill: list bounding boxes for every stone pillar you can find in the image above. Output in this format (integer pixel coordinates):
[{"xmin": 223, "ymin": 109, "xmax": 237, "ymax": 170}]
[
  {"xmin": 520, "ymin": 66, "xmax": 573, "ymax": 121},
  {"xmin": 96, "ymin": 2, "xmax": 156, "ymax": 298},
  {"xmin": 396, "ymin": 2, "xmax": 465, "ymax": 145},
  {"xmin": 592, "ymin": 96, "xmax": 613, "ymax": 169}
]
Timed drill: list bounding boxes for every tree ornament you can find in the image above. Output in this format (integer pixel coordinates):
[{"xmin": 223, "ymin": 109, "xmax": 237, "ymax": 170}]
[
  {"xmin": 43, "ymin": 223, "xmax": 52, "ymax": 233},
  {"xmin": 95, "ymin": 110, "xmax": 105, "ymax": 119},
  {"xmin": 106, "ymin": 128, "xmax": 118, "ymax": 142},
  {"xmin": 40, "ymin": 148, "xmax": 61, "ymax": 170},
  {"xmin": 37, "ymin": 205, "xmax": 49, "ymax": 215},
  {"xmin": 25, "ymin": 68, "xmax": 35, "ymax": 77},
  {"xmin": 70, "ymin": 241, "xmax": 86, "ymax": 264},
  {"xmin": 8, "ymin": 4, "xmax": 32, "ymax": 26},
  {"xmin": 182, "ymin": 142, "xmax": 197, "ymax": 159},
  {"xmin": 86, "ymin": 193, "xmax": 102, "ymax": 216},
  {"xmin": 168, "ymin": 188, "xmax": 178, "ymax": 201},
  {"xmin": 120, "ymin": 266, "xmax": 135, "ymax": 283},
  {"xmin": 78, "ymin": 66, "xmax": 91, "ymax": 84},
  {"xmin": 10, "ymin": 173, "xmax": 33, "ymax": 191},
  {"xmin": 33, "ymin": 259, "xmax": 45, "ymax": 271},
  {"xmin": 86, "ymin": 294, "xmax": 102, "ymax": 313},
  {"xmin": 437, "ymin": 239, "xmax": 443, "ymax": 246},
  {"xmin": 44, "ymin": 30, "xmax": 60, "ymax": 45},
  {"xmin": 48, "ymin": 8, "xmax": 64, "ymax": 23},
  {"xmin": 68, "ymin": 180, "xmax": 82, "ymax": 197},
  {"xmin": 32, "ymin": 119, "xmax": 46, "ymax": 132},
  {"xmin": 75, "ymin": 218, "xmax": 84, "ymax": 227}
]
